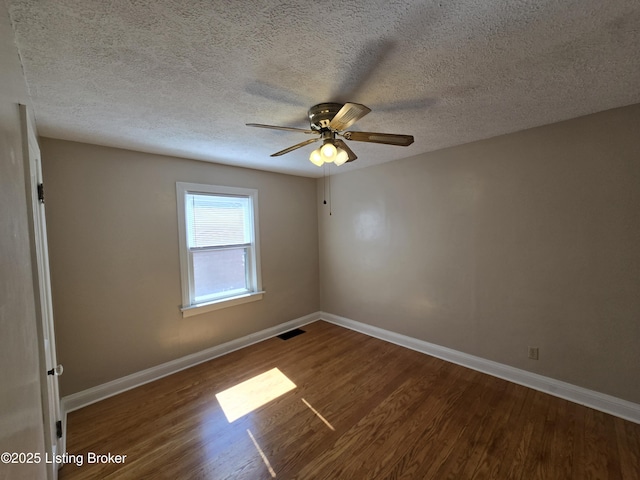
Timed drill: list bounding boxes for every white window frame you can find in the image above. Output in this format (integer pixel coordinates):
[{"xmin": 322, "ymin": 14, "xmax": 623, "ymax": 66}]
[{"xmin": 176, "ymin": 182, "xmax": 264, "ymax": 318}]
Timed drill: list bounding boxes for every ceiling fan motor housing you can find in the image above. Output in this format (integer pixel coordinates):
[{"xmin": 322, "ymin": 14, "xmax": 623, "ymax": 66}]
[{"xmin": 308, "ymin": 103, "xmax": 343, "ymax": 131}]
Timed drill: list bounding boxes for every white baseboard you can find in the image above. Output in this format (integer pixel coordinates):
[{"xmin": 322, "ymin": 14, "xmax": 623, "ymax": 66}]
[
  {"xmin": 61, "ymin": 311, "xmax": 321, "ymax": 414},
  {"xmin": 62, "ymin": 310, "xmax": 640, "ymax": 426},
  {"xmin": 320, "ymin": 311, "xmax": 640, "ymax": 424}
]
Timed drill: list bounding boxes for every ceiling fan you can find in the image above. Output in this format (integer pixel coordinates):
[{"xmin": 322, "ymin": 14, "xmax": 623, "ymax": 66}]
[{"xmin": 247, "ymin": 102, "xmax": 414, "ymax": 167}]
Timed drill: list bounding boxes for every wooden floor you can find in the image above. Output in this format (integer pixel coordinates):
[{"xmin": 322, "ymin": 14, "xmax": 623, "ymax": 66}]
[{"xmin": 61, "ymin": 321, "xmax": 640, "ymax": 479}]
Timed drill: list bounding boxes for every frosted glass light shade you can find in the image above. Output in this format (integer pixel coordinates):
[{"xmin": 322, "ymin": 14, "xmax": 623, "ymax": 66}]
[
  {"xmin": 334, "ymin": 148, "xmax": 349, "ymax": 166},
  {"xmin": 320, "ymin": 142, "xmax": 337, "ymax": 162},
  {"xmin": 309, "ymin": 148, "xmax": 324, "ymax": 166}
]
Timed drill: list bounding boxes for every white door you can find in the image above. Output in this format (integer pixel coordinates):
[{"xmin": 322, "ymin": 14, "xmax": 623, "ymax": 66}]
[{"xmin": 20, "ymin": 105, "xmax": 63, "ymax": 479}]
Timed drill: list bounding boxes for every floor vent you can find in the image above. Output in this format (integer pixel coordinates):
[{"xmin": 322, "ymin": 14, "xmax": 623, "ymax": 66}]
[{"xmin": 277, "ymin": 328, "xmax": 305, "ymax": 340}]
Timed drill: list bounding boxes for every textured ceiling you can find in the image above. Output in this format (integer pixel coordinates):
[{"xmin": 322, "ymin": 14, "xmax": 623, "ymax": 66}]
[{"xmin": 7, "ymin": 0, "xmax": 640, "ymax": 177}]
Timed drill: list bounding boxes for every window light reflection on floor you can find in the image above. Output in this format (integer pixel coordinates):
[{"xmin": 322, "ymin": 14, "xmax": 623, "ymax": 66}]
[
  {"xmin": 247, "ymin": 428, "xmax": 277, "ymax": 478},
  {"xmin": 215, "ymin": 368, "xmax": 296, "ymax": 422},
  {"xmin": 302, "ymin": 398, "xmax": 335, "ymax": 431}
]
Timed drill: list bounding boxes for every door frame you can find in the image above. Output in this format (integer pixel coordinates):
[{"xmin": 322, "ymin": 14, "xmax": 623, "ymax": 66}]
[{"xmin": 20, "ymin": 104, "xmax": 63, "ymax": 479}]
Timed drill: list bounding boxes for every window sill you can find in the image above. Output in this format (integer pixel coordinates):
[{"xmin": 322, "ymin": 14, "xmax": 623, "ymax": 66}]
[{"xmin": 181, "ymin": 291, "xmax": 265, "ymax": 318}]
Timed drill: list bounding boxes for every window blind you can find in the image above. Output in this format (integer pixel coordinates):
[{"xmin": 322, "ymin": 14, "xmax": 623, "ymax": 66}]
[{"xmin": 187, "ymin": 194, "xmax": 251, "ymax": 248}]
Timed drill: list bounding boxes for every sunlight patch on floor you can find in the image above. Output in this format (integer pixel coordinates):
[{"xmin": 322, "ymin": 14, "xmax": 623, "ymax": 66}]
[{"xmin": 216, "ymin": 367, "xmax": 296, "ymax": 422}]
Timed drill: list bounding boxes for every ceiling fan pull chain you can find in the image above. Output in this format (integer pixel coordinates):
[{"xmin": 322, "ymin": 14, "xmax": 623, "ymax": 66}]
[
  {"xmin": 328, "ymin": 164, "xmax": 332, "ymax": 216},
  {"xmin": 323, "ymin": 164, "xmax": 327, "ymax": 205}
]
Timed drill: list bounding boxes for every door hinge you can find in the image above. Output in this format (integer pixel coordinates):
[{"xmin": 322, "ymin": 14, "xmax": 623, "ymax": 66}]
[
  {"xmin": 56, "ymin": 420, "xmax": 62, "ymax": 439},
  {"xmin": 37, "ymin": 183, "xmax": 45, "ymax": 204}
]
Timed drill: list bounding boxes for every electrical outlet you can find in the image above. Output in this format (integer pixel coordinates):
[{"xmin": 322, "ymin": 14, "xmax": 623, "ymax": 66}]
[{"xmin": 528, "ymin": 346, "xmax": 539, "ymax": 360}]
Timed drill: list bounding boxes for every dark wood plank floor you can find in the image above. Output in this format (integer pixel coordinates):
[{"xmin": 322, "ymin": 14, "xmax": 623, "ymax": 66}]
[{"xmin": 60, "ymin": 321, "xmax": 640, "ymax": 479}]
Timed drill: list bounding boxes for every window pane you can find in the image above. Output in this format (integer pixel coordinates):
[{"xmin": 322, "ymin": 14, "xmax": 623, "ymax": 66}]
[
  {"xmin": 192, "ymin": 248, "xmax": 248, "ymax": 301},
  {"xmin": 187, "ymin": 194, "xmax": 250, "ymax": 248}
]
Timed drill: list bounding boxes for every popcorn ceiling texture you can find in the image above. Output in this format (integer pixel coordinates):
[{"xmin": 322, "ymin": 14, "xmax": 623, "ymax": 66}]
[{"xmin": 7, "ymin": 0, "xmax": 640, "ymax": 177}]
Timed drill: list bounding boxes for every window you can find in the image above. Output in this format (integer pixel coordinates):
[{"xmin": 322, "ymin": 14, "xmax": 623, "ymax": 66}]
[{"xmin": 176, "ymin": 182, "xmax": 263, "ymax": 317}]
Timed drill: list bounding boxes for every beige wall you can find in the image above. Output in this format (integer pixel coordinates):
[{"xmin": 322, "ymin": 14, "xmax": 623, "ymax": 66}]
[
  {"xmin": 0, "ymin": 4, "xmax": 47, "ymax": 479},
  {"xmin": 37, "ymin": 104, "xmax": 640, "ymax": 406},
  {"xmin": 319, "ymin": 104, "xmax": 640, "ymax": 404},
  {"xmin": 42, "ymin": 139, "xmax": 319, "ymax": 396}
]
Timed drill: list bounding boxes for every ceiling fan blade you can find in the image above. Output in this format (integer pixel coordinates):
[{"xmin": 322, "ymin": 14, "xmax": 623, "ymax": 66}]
[
  {"xmin": 271, "ymin": 137, "xmax": 319, "ymax": 157},
  {"xmin": 334, "ymin": 139, "xmax": 358, "ymax": 162},
  {"xmin": 246, "ymin": 123, "xmax": 316, "ymax": 134},
  {"xmin": 328, "ymin": 103, "xmax": 371, "ymax": 131},
  {"xmin": 342, "ymin": 131, "xmax": 414, "ymax": 146}
]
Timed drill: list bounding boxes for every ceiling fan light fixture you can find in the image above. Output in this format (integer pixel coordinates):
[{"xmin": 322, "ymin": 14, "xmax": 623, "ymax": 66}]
[
  {"xmin": 248, "ymin": 101, "xmax": 413, "ymax": 168},
  {"xmin": 309, "ymin": 148, "xmax": 324, "ymax": 166}
]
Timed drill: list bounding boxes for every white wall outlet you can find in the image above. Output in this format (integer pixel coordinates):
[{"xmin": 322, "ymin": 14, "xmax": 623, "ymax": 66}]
[{"xmin": 528, "ymin": 346, "xmax": 539, "ymax": 360}]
